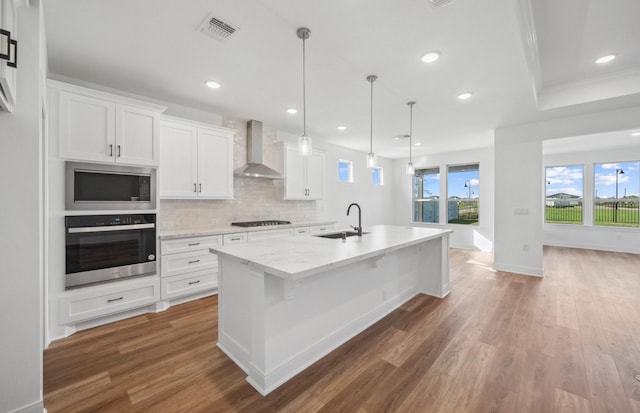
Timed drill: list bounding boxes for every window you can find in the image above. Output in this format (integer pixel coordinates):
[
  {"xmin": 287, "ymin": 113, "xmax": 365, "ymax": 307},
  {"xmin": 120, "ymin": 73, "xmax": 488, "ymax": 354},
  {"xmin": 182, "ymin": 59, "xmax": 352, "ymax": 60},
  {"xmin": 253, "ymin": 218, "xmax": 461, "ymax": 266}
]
[
  {"xmin": 338, "ymin": 159, "xmax": 353, "ymax": 183},
  {"xmin": 372, "ymin": 167, "xmax": 383, "ymax": 185},
  {"xmin": 447, "ymin": 164, "xmax": 479, "ymax": 225},
  {"xmin": 413, "ymin": 167, "xmax": 440, "ymax": 223},
  {"xmin": 594, "ymin": 161, "xmax": 639, "ymax": 227},
  {"xmin": 545, "ymin": 165, "xmax": 584, "ymax": 224}
]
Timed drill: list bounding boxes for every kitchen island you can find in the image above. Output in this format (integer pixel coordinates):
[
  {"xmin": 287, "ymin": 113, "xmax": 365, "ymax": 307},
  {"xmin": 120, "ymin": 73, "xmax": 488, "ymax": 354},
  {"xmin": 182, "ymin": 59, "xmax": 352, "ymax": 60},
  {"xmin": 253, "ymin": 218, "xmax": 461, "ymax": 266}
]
[{"xmin": 209, "ymin": 224, "xmax": 452, "ymax": 395}]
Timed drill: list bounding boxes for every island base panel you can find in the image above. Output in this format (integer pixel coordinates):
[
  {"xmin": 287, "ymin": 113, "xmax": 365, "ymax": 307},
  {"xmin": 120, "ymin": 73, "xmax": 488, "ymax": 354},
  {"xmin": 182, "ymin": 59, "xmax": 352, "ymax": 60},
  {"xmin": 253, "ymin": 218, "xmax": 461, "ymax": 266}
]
[{"xmin": 217, "ymin": 235, "xmax": 450, "ymax": 395}]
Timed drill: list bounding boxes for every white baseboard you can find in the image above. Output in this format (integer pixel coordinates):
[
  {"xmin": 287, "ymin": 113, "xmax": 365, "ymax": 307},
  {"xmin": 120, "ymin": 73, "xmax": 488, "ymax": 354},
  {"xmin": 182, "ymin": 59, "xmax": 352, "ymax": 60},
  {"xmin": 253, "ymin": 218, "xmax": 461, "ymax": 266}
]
[
  {"xmin": 8, "ymin": 400, "xmax": 44, "ymax": 413},
  {"xmin": 493, "ymin": 262, "xmax": 543, "ymax": 277},
  {"xmin": 543, "ymin": 240, "xmax": 640, "ymax": 254}
]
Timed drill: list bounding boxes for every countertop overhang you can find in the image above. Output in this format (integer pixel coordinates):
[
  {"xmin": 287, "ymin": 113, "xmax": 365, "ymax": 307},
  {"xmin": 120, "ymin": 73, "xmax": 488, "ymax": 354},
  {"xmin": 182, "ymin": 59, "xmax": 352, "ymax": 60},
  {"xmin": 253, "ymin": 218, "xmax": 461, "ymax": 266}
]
[{"xmin": 209, "ymin": 225, "xmax": 452, "ymax": 280}]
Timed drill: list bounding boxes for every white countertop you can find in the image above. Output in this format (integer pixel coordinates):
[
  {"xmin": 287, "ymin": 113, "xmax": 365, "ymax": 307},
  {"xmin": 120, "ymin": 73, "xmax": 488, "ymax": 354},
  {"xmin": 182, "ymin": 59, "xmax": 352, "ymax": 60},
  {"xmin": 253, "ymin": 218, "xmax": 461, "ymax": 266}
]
[
  {"xmin": 158, "ymin": 220, "xmax": 337, "ymax": 240},
  {"xmin": 210, "ymin": 225, "xmax": 452, "ymax": 280}
]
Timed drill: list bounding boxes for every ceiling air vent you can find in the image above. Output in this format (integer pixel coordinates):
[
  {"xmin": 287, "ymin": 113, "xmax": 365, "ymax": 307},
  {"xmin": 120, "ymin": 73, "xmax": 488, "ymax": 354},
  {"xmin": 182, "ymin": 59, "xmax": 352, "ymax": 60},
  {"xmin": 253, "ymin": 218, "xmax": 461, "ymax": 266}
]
[
  {"xmin": 197, "ymin": 14, "xmax": 239, "ymax": 41},
  {"xmin": 424, "ymin": 0, "xmax": 453, "ymax": 9}
]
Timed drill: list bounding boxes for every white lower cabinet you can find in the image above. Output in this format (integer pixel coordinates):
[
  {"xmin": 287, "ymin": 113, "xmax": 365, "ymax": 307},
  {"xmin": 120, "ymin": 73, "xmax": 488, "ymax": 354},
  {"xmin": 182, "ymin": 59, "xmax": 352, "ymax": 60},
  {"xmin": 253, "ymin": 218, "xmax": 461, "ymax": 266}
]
[
  {"xmin": 223, "ymin": 232, "xmax": 247, "ymax": 244},
  {"xmin": 60, "ymin": 276, "xmax": 160, "ymax": 324},
  {"xmin": 161, "ymin": 269, "xmax": 218, "ymax": 301},
  {"xmin": 247, "ymin": 228, "xmax": 294, "ymax": 242},
  {"xmin": 309, "ymin": 224, "xmax": 336, "ymax": 235},
  {"xmin": 293, "ymin": 227, "xmax": 310, "ymax": 236},
  {"xmin": 160, "ymin": 235, "xmax": 222, "ymax": 301}
]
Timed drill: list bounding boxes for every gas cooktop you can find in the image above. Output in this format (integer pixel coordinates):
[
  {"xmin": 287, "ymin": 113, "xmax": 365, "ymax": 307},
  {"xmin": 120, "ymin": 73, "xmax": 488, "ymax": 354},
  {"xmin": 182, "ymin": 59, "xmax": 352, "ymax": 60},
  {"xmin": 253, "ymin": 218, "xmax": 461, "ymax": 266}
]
[{"xmin": 231, "ymin": 220, "xmax": 292, "ymax": 228}]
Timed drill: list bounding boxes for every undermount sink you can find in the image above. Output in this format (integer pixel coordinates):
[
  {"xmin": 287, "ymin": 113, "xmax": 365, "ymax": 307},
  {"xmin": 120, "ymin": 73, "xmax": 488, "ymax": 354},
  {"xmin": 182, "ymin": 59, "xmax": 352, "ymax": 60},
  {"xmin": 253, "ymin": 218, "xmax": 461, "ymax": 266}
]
[{"xmin": 315, "ymin": 231, "xmax": 370, "ymax": 239}]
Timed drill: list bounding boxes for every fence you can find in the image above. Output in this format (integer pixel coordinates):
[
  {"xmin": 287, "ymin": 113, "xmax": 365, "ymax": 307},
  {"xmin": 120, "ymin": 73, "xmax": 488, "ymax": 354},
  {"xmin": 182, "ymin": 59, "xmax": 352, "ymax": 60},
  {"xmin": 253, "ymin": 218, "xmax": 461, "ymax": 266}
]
[
  {"xmin": 413, "ymin": 199, "xmax": 479, "ymax": 225},
  {"xmin": 594, "ymin": 199, "xmax": 639, "ymax": 227},
  {"xmin": 545, "ymin": 198, "xmax": 639, "ymax": 227}
]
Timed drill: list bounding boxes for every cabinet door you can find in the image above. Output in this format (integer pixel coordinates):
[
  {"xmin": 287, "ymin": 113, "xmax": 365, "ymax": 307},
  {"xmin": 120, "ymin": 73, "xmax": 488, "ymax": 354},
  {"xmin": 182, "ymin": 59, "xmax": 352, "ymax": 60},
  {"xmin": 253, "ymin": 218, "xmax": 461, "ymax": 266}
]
[
  {"xmin": 306, "ymin": 150, "xmax": 324, "ymax": 200},
  {"xmin": 115, "ymin": 104, "xmax": 159, "ymax": 166},
  {"xmin": 159, "ymin": 121, "xmax": 198, "ymax": 198},
  {"xmin": 0, "ymin": 0, "xmax": 17, "ymax": 111},
  {"xmin": 59, "ymin": 91, "xmax": 115, "ymax": 162},
  {"xmin": 283, "ymin": 145, "xmax": 307, "ymax": 200},
  {"xmin": 197, "ymin": 128, "xmax": 234, "ymax": 198}
]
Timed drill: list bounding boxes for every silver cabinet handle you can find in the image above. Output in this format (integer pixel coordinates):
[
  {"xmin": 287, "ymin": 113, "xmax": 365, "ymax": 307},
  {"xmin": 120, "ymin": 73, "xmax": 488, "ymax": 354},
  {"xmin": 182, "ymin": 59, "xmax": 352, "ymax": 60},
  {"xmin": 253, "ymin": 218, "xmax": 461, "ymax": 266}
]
[
  {"xmin": 198, "ymin": 183, "xmax": 202, "ymax": 192},
  {"xmin": 188, "ymin": 242, "xmax": 200, "ymax": 246},
  {"xmin": 194, "ymin": 183, "xmax": 197, "ymax": 192},
  {"xmin": 230, "ymin": 237, "xmax": 241, "ymax": 241},
  {"xmin": 188, "ymin": 280, "xmax": 201, "ymax": 285},
  {"xmin": 117, "ymin": 145, "xmax": 121, "ymax": 157},
  {"xmin": 107, "ymin": 297, "xmax": 124, "ymax": 303},
  {"xmin": 108, "ymin": 144, "xmax": 113, "ymax": 156},
  {"xmin": 188, "ymin": 259, "xmax": 201, "ymax": 264}
]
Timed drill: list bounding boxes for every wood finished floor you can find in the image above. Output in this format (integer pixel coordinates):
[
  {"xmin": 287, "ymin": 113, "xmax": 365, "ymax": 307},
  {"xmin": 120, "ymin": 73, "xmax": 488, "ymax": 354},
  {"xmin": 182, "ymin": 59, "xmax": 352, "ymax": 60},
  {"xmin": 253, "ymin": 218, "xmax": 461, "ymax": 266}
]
[{"xmin": 44, "ymin": 246, "xmax": 640, "ymax": 413}]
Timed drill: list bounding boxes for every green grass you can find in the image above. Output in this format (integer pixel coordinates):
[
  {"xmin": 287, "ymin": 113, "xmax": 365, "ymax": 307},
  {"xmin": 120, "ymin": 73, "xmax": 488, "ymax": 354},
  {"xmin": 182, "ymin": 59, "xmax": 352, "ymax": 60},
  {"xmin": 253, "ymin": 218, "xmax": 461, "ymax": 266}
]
[
  {"xmin": 546, "ymin": 205, "xmax": 639, "ymax": 226},
  {"xmin": 594, "ymin": 206, "xmax": 639, "ymax": 227}
]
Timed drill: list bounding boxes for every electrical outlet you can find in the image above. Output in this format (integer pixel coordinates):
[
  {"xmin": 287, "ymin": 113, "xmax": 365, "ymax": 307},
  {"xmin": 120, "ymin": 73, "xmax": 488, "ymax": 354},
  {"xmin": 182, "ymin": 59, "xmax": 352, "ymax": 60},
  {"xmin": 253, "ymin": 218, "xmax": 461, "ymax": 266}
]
[
  {"xmin": 522, "ymin": 244, "xmax": 529, "ymax": 252},
  {"xmin": 382, "ymin": 289, "xmax": 388, "ymax": 301}
]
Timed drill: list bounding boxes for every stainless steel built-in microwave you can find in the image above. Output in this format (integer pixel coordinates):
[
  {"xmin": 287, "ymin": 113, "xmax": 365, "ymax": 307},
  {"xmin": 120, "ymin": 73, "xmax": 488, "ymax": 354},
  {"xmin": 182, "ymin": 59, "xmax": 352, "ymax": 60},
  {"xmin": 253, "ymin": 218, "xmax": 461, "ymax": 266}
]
[{"xmin": 65, "ymin": 162, "xmax": 157, "ymax": 210}]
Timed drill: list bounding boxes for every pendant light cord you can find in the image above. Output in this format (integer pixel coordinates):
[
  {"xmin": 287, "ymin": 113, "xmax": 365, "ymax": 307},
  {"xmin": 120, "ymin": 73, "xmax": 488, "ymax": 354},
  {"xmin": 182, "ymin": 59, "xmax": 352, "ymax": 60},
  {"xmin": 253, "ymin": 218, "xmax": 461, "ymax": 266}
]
[
  {"xmin": 409, "ymin": 103, "xmax": 413, "ymax": 162},
  {"xmin": 302, "ymin": 34, "xmax": 307, "ymax": 137},
  {"xmin": 370, "ymin": 78, "xmax": 374, "ymax": 153}
]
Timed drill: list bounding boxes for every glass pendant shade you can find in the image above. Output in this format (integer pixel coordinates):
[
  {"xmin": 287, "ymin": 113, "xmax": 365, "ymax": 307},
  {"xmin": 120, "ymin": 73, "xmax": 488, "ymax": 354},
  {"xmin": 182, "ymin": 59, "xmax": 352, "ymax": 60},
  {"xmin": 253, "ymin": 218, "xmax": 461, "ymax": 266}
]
[
  {"xmin": 366, "ymin": 152, "xmax": 377, "ymax": 168},
  {"xmin": 405, "ymin": 162, "xmax": 414, "ymax": 175},
  {"xmin": 298, "ymin": 135, "xmax": 312, "ymax": 156}
]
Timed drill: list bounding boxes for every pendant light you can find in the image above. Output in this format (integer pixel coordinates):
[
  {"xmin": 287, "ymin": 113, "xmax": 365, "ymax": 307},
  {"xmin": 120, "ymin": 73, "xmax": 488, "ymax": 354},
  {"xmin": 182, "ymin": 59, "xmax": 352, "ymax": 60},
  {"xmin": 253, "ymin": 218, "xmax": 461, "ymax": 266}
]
[
  {"xmin": 297, "ymin": 27, "xmax": 312, "ymax": 156},
  {"xmin": 366, "ymin": 75, "xmax": 378, "ymax": 168},
  {"xmin": 406, "ymin": 101, "xmax": 416, "ymax": 175}
]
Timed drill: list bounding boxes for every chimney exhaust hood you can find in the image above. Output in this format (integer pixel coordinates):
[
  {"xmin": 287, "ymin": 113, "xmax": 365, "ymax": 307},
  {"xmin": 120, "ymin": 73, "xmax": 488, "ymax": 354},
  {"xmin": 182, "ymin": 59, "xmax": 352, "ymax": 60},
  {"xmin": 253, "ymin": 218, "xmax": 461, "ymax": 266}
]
[{"xmin": 234, "ymin": 120, "xmax": 284, "ymax": 180}]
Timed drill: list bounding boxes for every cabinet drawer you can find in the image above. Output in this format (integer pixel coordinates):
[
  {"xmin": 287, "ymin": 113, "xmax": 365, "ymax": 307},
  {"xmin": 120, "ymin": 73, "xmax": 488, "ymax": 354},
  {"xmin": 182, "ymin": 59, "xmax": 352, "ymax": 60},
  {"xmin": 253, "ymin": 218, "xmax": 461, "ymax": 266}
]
[
  {"xmin": 161, "ymin": 235, "xmax": 222, "ymax": 255},
  {"xmin": 223, "ymin": 232, "xmax": 247, "ymax": 245},
  {"xmin": 248, "ymin": 228, "xmax": 294, "ymax": 242},
  {"xmin": 161, "ymin": 269, "xmax": 217, "ymax": 300},
  {"xmin": 160, "ymin": 250, "xmax": 218, "ymax": 278},
  {"xmin": 60, "ymin": 276, "xmax": 159, "ymax": 324},
  {"xmin": 309, "ymin": 224, "xmax": 336, "ymax": 235},
  {"xmin": 293, "ymin": 227, "xmax": 310, "ymax": 236}
]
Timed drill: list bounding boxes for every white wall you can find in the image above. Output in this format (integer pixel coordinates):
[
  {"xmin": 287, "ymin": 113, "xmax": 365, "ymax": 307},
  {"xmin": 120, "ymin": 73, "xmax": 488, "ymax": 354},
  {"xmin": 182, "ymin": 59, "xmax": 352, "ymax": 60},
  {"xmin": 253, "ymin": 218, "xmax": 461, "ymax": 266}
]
[
  {"xmin": 543, "ymin": 145, "xmax": 640, "ymax": 253},
  {"xmin": 314, "ymin": 139, "xmax": 396, "ymax": 230},
  {"xmin": 0, "ymin": 4, "xmax": 45, "ymax": 413},
  {"xmin": 494, "ymin": 104, "xmax": 640, "ymax": 276},
  {"xmin": 392, "ymin": 147, "xmax": 494, "ymax": 251}
]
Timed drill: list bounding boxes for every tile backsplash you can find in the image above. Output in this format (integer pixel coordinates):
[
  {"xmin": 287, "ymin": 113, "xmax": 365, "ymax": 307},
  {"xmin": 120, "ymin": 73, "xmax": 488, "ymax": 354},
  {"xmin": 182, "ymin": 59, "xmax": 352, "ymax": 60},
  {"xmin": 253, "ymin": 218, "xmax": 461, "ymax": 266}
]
[{"xmin": 157, "ymin": 117, "xmax": 319, "ymax": 231}]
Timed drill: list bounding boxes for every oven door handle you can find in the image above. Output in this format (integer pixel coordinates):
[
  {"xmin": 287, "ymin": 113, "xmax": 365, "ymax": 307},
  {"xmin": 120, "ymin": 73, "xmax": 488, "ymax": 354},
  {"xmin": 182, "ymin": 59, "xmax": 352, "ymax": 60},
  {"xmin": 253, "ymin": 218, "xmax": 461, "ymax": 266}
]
[{"xmin": 68, "ymin": 223, "xmax": 155, "ymax": 233}]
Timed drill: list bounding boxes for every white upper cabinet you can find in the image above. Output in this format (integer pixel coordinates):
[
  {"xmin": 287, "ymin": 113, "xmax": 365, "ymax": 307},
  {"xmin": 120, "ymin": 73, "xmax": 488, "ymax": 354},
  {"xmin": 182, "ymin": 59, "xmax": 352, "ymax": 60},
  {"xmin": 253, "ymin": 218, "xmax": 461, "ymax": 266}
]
[
  {"xmin": 51, "ymin": 80, "xmax": 166, "ymax": 166},
  {"xmin": 0, "ymin": 0, "xmax": 25, "ymax": 112},
  {"xmin": 159, "ymin": 116, "xmax": 234, "ymax": 199},
  {"xmin": 283, "ymin": 143, "xmax": 324, "ymax": 200}
]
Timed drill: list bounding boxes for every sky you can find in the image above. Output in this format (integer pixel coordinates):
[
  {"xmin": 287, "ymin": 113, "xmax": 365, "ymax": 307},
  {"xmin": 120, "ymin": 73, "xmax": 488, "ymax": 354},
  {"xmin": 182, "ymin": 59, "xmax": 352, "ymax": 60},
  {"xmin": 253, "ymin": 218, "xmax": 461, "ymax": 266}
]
[
  {"xmin": 594, "ymin": 162, "xmax": 639, "ymax": 198},
  {"xmin": 546, "ymin": 162, "xmax": 639, "ymax": 198}
]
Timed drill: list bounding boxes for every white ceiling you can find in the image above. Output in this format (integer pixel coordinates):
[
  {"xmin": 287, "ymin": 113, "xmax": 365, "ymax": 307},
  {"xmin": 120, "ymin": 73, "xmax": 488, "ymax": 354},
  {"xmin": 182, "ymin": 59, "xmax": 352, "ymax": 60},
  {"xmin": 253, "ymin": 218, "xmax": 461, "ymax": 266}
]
[{"xmin": 43, "ymin": 0, "xmax": 640, "ymax": 159}]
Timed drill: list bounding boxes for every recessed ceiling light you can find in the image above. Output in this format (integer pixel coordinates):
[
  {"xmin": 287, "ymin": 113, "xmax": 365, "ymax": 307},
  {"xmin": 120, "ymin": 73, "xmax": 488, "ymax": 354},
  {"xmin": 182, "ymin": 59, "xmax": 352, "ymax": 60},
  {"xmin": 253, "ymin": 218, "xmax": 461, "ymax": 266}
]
[
  {"xmin": 205, "ymin": 80, "xmax": 221, "ymax": 89},
  {"xmin": 286, "ymin": 108, "xmax": 298, "ymax": 115},
  {"xmin": 457, "ymin": 92, "xmax": 473, "ymax": 100},
  {"xmin": 337, "ymin": 125, "xmax": 347, "ymax": 131},
  {"xmin": 414, "ymin": 142, "xmax": 422, "ymax": 146},
  {"xmin": 595, "ymin": 54, "xmax": 616, "ymax": 64},
  {"xmin": 421, "ymin": 51, "xmax": 440, "ymax": 63},
  {"xmin": 631, "ymin": 132, "xmax": 640, "ymax": 136}
]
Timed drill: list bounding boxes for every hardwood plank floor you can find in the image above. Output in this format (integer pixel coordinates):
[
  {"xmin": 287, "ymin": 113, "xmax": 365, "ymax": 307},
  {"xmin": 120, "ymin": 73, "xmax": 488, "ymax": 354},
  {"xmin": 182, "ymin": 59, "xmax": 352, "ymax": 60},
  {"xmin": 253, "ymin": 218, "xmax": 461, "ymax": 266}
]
[{"xmin": 43, "ymin": 246, "xmax": 640, "ymax": 412}]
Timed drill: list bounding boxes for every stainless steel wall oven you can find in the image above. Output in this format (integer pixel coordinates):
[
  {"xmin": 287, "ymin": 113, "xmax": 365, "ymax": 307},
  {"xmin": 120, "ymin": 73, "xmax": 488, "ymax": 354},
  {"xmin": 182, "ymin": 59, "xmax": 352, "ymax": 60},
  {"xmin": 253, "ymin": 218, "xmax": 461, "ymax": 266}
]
[{"xmin": 65, "ymin": 214, "xmax": 156, "ymax": 289}]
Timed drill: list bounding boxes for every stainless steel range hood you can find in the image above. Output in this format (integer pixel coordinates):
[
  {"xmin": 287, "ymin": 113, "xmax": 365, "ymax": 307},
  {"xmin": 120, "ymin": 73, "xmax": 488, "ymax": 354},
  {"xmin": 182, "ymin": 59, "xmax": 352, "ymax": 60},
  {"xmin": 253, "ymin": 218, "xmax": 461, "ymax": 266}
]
[{"xmin": 234, "ymin": 120, "xmax": 284, "ymax": 180}]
